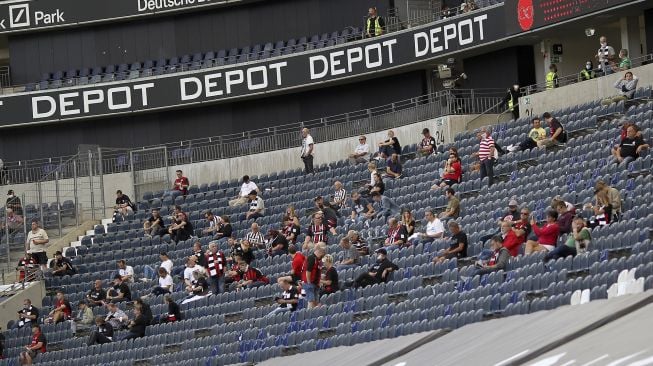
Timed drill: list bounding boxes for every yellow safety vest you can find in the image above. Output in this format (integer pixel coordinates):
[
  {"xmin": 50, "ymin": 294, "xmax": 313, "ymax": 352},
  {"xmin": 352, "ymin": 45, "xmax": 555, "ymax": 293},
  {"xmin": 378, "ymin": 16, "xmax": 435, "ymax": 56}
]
[
  {"xmin": 579, "ymin": 69, "xmax": 594, "ymax": 81},
  {"xmin": 508, "ymin": 94, "xmax": 514, "ymax": 111},
  {"xmin": 545, "ymin": 72, "xmax": 557, "ymax": 90},
  {"xmin": 367, "ymin": 17, "xmax": 382, "ymax": 37}
]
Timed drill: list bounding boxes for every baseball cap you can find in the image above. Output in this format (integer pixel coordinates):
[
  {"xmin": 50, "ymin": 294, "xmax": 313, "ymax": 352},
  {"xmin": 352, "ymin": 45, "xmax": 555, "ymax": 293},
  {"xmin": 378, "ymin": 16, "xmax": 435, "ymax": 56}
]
[{"xmin": 508, "ymin": 199, "xmax": 519, "ymax": 207}]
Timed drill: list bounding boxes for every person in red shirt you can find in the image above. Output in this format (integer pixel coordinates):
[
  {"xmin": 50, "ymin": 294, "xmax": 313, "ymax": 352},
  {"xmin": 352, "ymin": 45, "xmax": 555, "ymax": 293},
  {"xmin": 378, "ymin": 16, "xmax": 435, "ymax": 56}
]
[
  {"xmin": 231, "ymin": 261, "xmax": 269, "ymax": 291},
  {"xmin": 435, "ymin": 152, "xmax": 462, "ymax": 188},
  {"xmin": 16, "ymin": 252, "xmax": 37, "ymax": 282},
  {"xmin": 172, "ymin": 170, "xmax": 189, "ymax": 196},
  {"xmin": 19, "ymin": 323, "xmax": 46, "ymax": 365},
  {"xmin": 500, "ymin": 221, "xmax": 522, "ymax": 257},
  {"xmin": 301, "ymin": 244, "xmax": 326, "ymax": 309},
  {"xmin": 46, "ymin": 291, "xmax": 71, "ymax": 324},
  {"xmin": 276, "ymin": 245, "xmax": 305, "ymax": 286},
  {"xmin": 525, "ymin": 210, "xmax": 560, "ymax": 254}
]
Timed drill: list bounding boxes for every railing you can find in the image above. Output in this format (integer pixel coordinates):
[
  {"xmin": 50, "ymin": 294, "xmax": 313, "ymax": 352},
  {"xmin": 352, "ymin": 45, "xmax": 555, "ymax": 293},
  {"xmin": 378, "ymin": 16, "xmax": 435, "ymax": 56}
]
[
  {"xmin": 521, "ymin": 53, "xmax": 653, "ymax": 96},
  {"xmin": 0, "ymin": 66, "xmax": 10, "ymax": 88}
]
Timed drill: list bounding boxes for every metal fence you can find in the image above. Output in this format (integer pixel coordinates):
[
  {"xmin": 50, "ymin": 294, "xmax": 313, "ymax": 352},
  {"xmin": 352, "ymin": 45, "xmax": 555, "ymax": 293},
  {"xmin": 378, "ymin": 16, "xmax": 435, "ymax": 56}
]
[{"xmin": 0, "ymin": 66, "xmax": 10, "ymax": 88}]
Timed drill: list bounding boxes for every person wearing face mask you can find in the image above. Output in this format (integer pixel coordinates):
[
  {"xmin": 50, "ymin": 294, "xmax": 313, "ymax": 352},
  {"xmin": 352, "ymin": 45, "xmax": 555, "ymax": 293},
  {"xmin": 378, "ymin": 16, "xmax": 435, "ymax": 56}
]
[
  {"xmin": 595, "ymin": 36, "xmax": 615, "ymax": 75},
  {"xmin": 353, "ymin": 248, "xmax": 398, "ymax": 288},
  {"xmin": 500, "ymin": 84, "xmax": 520, "ymax": 120},
  {"xmin": 545, "ymin": 64, "xmax": 559, "ymax": 90},
  {"xmin": 579, "ymin": 61, "xmax": 596, "ymax": 81},
  {"xmin": 6, "ymin": 190, "xmax": 23, "ymax": 216}
]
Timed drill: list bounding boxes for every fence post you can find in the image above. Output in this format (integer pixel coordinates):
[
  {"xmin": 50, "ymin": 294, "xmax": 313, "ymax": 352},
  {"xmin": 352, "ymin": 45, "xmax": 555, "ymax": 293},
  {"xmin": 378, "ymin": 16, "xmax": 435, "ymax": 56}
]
[
  {"xmin": 97, "ymin": 147, "xmax": 106, "ymax": 218},
  {"xmin": 88, "ymin": 150, "xmax": 95, "ymax": 220},
  {"xmin": 55, "ymin": 170, "xmax": 62, "ymax": 236},
  {"xmin": 73, "ymin": 159, "xmax": 79, "ymax": 227},
  {"xmin": 37, "ymin": 181, "xmax": 44, "ymax": 226}
]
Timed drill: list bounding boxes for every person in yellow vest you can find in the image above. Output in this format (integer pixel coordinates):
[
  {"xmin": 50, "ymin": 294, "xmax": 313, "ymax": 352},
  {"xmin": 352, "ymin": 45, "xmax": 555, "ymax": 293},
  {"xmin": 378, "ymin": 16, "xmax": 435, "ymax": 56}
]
[
  {"xmin": 545, "ymin": 64, "xmax": 559, "ymax": 90},
  {"xmin": 578, "ymin": 61, "xmax": 596, "ymax": 82},
  {"xmin": 366, "ymin": 7, "xmax": 385, "ymax": 38},
  {"xmin": 500, "ymin": 84, "xmax": 520, "ymax": 120}
]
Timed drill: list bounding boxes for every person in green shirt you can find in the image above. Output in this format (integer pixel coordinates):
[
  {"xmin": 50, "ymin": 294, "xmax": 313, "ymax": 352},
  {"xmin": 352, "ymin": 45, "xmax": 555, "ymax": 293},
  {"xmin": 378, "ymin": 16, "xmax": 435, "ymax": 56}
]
[
  {"xmin": 544, "ymin": 217, "xmax": 590, "ymax": 262},
  {"xmin": 613, "ymin": 49, "xmax": 631, "ymax": 72}
]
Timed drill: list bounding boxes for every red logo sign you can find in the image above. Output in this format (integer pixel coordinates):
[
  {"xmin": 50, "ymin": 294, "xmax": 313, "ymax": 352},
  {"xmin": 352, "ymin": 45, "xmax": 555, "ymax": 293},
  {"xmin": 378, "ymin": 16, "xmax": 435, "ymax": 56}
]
[{"xmin": 517, "ymin": 0, "xmax": 534, "ymax": 31}]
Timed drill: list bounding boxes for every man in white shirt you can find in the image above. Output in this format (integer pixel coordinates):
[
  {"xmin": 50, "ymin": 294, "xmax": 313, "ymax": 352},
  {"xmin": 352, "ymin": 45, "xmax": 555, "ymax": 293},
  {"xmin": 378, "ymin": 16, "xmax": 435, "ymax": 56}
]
[
  {"xmin": 301, "ymin": 128, "xmax": 315, "ymax": 174},
  {"xmin": 228, "ymin": 175, "xmax": 260, "ymax": 207},
  {"xmin": 26, "ymin": 220, "xmax": 49, "ymax": 270},
  {"xmin": 240, "ymin": 190, "xmax": 265, "ymax": 221},
  {"xmin": 183, "ymin": 256, "xmax": 205, "ymax": 287},
  {"xmin": 596, "ymin": 35, "xmax": 615, "ymax": 75},
  {"xmin": 116, "ymin": 260, "xmax": 134, "ymax": 283},
  {"xmin": 410, "ymin": 210, "xmax": 444, "ymax": 244},
  {"xmin": 348, "ymin": 136, "xmax": 370, "ymax": 165},
  {"xmin": 143, "ymin": 251, "xmax": 173, "ymax": 281}
]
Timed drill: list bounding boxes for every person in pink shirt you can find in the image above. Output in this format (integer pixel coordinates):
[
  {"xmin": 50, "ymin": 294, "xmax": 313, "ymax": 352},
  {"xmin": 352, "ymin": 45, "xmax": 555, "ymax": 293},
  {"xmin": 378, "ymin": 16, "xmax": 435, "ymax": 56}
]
[{"xmin": 524, "ymin": 210, "xmax": 560, "ymax": 254}]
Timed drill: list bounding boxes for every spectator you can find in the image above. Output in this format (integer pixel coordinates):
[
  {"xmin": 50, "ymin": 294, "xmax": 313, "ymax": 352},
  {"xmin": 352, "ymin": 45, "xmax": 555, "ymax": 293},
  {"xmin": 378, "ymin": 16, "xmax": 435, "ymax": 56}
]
[
  {"xmin": 578, "ymin": 61, "xmax": 596, "ymax": 81},
  {"xmin": 555, "ymin": 201, "xmax": 574, "ymax": 235},
  {"xmin": 152, "ymin": 268, "xmax": 173, "ymax": 296},
  {"xmin": 285, "ymin": 205, "xmax": 301, "ymax": 226},
  {"xmin": 320, "ymin": 254, "xmax": 338, "ymax": 297},
  {"xmin": 384, "ymin": 153, "xmax": 403, "ymax": 179},
  {"xmin": 104, "ymin": 303, "xmax": 128, "ymax": 330},
  {"xmin": 204, "ymin": 241, "xmax": 226, "ymax": 294},
  {"xmin": 473, "ymin": 128, "xmax": 495, "ymax": 187},
  {"xmin": 282, "ymin": 215, "xmax": 301, "ymax": 244},
  {"xmin": 229, "ymin": 175, "xmax": 260, "ymax": 207},
  {"xmin": 612, "ymin": 124, "xmax": 649, "ymax": 164},
  {"xmin": 348, "ymin": 230, "xmax": 368, "ymax": 255},
  {"xmin": 215, "ymin": 215, "xmax": 233, "ymax": 239},
  {"xmin": 113, "ymin": 190, "xmax": 135, "ymax": 221},
  {"xmin": 276, "ymin": 245, "xmax": 305, "ymax": 285},
  {"xmin": 16, "ymin": 299, "xmax": 39, "ymax": 328},
  {"xmin": 172, "ymin": 170, "xmax": 189, "ymax": 196},
  {"xmin": 234, "ymin": 240, "xmax": 255, "ymax": 264},
  {"xmin": 240, "ymin": 190, "xmax": 265, "ymax": 221},
  {"xmin": 106, "ymin": 274, "xmax": 132, "ymax": 303},
  {"xmin": 301, "ymin": 244, "xmax": 326, "ymax": 308},
  {"xmin": 192, "ymin": 242, "xmax": 209, "ymax": 268},
  {"xmin": 335, "ymin": 237, "xmax": 360, "ymax": 271},
  {"xmin": 143, "ymin": 208, "xmax": 164, "ymax": 237},
  {"xmin": 314, "ymin": 196, "xmax": 338, "ymax": 235},
  {"xmin": 538, "ymin": 112, "xmax": 566, "ymax": 148},
  {"xmin": 440, "ymin": 188, "xmax": 460, "ymax": 219},
  {"xmin": 348, "ymin": 135, "xmax": 370, "ymax": 165},
  {"xmin": 267, "ymin": 229, "xmax": 289, "ymax": 257},
  {"xmin": 613, "ymin": 48, "xmax": 631, "ymax": 71},
  {"xmin": 460, "ymin": 0, "xmax": 478, "ymax": 13},
  {"xmin": 182, "ymin": 270, "xmax": 211, "ymax": 304},
  {"xmin": 371, "ymin": 191, "xmax": 400, "ymax": 219},
  {"xmin": 230, "ymin": 261, "xmax": 269, "ymax": 291},
  {"xmin": 2, "ymin": 208, "xmax": 23, "ymax": 237},
  {"xmin": 353, "ymin": 248, "xmax": 398, "ymax": 288},
  {"xmin": 201, "ymin": 210, "xmax": 223, "ymax": 237},
  {"xmin": 16, "ymin": 252, "xmax": 37, "ymax": 282},
  {"xmin": 162, "ymin": 295, "xmax": 181, "ymax": 323},
  {"xmin": 245, "ymin": 222, "xmax": 266, "ymax": 249},
  {"xmin": 362, "ymin": 162, "xmax": 378, "ymax": 193},
  {"xmin": 472, "ymin": 235, "xmax": 510, "ymax": 277},
  {"xmin": 596, "ymin": 36, "xmax": 615, "ymax": 75},
  {"xmin": 434, "ymin": 152, "xmax": 462, "ymax": 188},
  {"xmin": 6, "ymin": 189, "xmax": 23, "ymax": 215},
  {"xmin": 268, "ymin": 278, "xmax": 300, "ymax": 316},
  {"xmin": 347, "ymin": 191, "xmax": 376, "ymax": 227},
  {"xmin": 500, "ymin": 84, "xmax": 521, "ymax": 120},
  {"xmin": 168, "ymin": 210, "xmax": 193, "ymax": 243},
  {"xmin": 550, "ymin": 196, "xmax": 576, "ymax": 216},
  {"xmin": 545, "ymin": 64, "xmax": 559, "ymax": 89},
  {"xmin": 134, "ymin": 298, "xmax": 153, "ymax": 325},
  {"xmin": 69, "ymin": 301, "xmax": 94, "ymax": 335},
  {"xmin": 301, "ymin": 128, "xmax": 315, "ymax": 174},
  {"xmin": 370, "ymin": 172, "xmax": 386, "ymax": 196},
  {"xmin": 121, "ymin": 306, "xmax": 147, "ymax": 340},
  {"xmin": 87, "ymin": 316, "xmax": 113, "ymax": 346},
  {"xmin": 383, "ymin": 217, "xmax": 409, "ymax": 251},
  {"xmin": 365, "ymin": 6, "xmax": 385, "ymax": 37},
  {"xmin": 51, "ymin": 251, "xmax": 75, "ymax": 276},
  {"xmin": 525, "ymin": 210, "xmax": 560, "ymax": 254},
  {"xmin": 376, "ymin": 130, "xmax": 401, "ymax": 160},
  {"xmin": 46, "ymin": 291, "xmax": 71, "ymax": 324},
  {"xmin": 26, "ymin": 220, "xmax": 49, "ymax": 271},
  {"xmin": 586, "ymin": 189, "xmax": 613, "ymax": 229},
  {"xmin": 417, "ymin": 128, "xmax": 437, "ymax": 156},
  {"xmin": 86, "ymin": 280, "xmax": 107, "ymax": 307},
  {"xmin": 602, "ymin": 71, "xmax": 639, "ymax": 105},
  {"xmin": 499, "ymin": 221, "xmax": 523, "ymax": 257},
  {"xmin": 545, "ymin": 217, "xmax": 591, "ymax": 262},
  {"xmin": 593, "ymin": 180, "xmax": 622, "ymax": 220},
  {"xmin": 507, "ymin": 117, "xmax": 546, "ymax": 152},
  {"xmin": 401, "ymin": 210, "xmax": 416, "ymax": 237},
  {"xmin": 410, "ymin": 210, "xmax": 444, "ymax": 244},
  {"xmin": 116, "ymin": 259, "xmax": 135, "ymax": 283},
  {"xmin": 328, "ymin": 181, "xmax": 347, "ymax": 213},
  {"xmin": 433, "ymin": 221, "xmax": 468, "ymax": 263},
  {"xmin": 19, "ymin": 324, "xmax": 46, "ymax": 365},
  {"xmin": 303, "ymin": 214, "xmax": 329, "ymax": 251},
  {"xmin": 183, "ymin": 256, "xmax": 206, "ymax": 287}
]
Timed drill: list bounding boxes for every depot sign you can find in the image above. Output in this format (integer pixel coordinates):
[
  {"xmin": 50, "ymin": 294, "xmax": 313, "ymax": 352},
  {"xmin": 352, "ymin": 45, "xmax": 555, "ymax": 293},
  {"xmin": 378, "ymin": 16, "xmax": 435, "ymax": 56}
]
[{"xmin": 0, "ymin": 6, "xmax": 505, "ymax": 127}]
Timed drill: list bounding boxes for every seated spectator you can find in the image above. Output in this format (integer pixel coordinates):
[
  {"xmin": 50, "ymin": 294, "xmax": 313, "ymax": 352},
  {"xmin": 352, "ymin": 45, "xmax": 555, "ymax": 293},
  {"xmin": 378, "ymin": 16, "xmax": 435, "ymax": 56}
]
[
  {"xmin": 51, "ymin": 251, "xmax": 75, "ymax": 277},
  {"xmin": 585, "ymin": 189, "xmax": 613, "ymax": 229},
  {"xmin": 613, "ymin": 48, "xmax": 631, "ymax": 71},
  {"xmin": 204, "ymin": 242, "xmax": 227, "ymax": 294},
  {"xmin": 612, "ymin": 124, "xmax": 649, "ymax": 164},
  {"xmin": 240, "ymin": 190, "xmax": 265, "ymax": 221},
  {"xmin": 602, "ymin": 71, "xmax": 638, "ymax": 105},
  {"xmin": 376, "ymin": 130, "xmax": 401, "ymax": 160},
  {"xmin": 303, "ymin": 214, "xmax": 329, "ymax": 251},
  {"xmin": 472, "ymin": 235, "xmax": 510, "ymax": 277},
  {"xmin": 349, "ymin": 135, "xmax": 370, "ymax": 165},
  {"xmin": 538, "ymin": 112, "xmax": 565, "ymax": 148},
  {"xmin": 229, "ymin": 175, "xmax": 259, "ymax": 207},
  {"xmin": 19, "ymin": 324, "xmax": 46, "ymax": 365},
  {"xmin": 192, "ymin": 242, "xmax": 209, "ymax": 268},
  {"xmin": 417, "ymin": 128, "xmax": 437, "ymax": 156},
  {"xmin": 383, "ymin": 217, "xmax": 409, "ymax": 251},
  {"xmin": 233, "ymin": 240, "xmax": 255, "ymax": 264},
  {"xmin": 545, "ymin": 217, "xmax": 591, "ymax": 262},
  {"xmin": 550, "ymin": 196, "xmax": 576, "ymax": 216},
  {"xmin": 182, "ymin": 270, "xmax": 211, "ymax": 304},
  {"xmin": 507, "ymin": 117, "xmax": 546, "ymax": 152},
  {"xmin": 152, "ymin": 268, "xmax": 173, "ymax": 296},
  {"xmin": 183, "ymin": 256, "xmax": 206, "ymax": 288},
  {"xmin": 134, "ymin": 298, "xmax": 153, "ymax": 325},
  {"xmin": 384, "ymin": 153, "xmax": 403, "ymax": 179},
  {"xmin": 362, "ymin": 172, "xmax": 385, "ymax": 196},
  {"xmin": 201, "ymin": 210, "xmax": 223, "ymax": 237},
  {"xmin": 86, "ymin": 280, "xmax": 107, "ymax": 307},
  {"xmin": 347, "ymin": 191, "xmax": 376, "ymax": 227},
  {"xmin": 267, "ymin": 229, "xmax": 289, "ymax": 257},
  {"xmin": 335, "ymin": 237, "xmax": 360, "ymax": 271},
  {"xmin": 26, "ymin": 220, "xmax": 48, "ymax": 271},
  {"xmin": 320, "ymin": 254, "xmax": 339, "ymax": 297},
  {"xmin": 168, "ymin": 210, "xmax": 193, "ymax": 243},
  {"xmin": 314, "ymin": 196, "xmax": 338, "ymax": 235},
  {"xmin": 282, "ymin": 216, "xmax": 301, "ymax": 244},
  {"xmin": 215, "ymin": 215, "xmax": 233, "ymax": 239},
  {"xmin": 161, "ymin": 295, "xmax": 181, "ymax": 323},
  {"xmin": 433, "ymin": 221, "xmax": 468, "ymax": 263},
  {"xmin": 593, "ymin": 180, "xmax": 622, "ymax": 220},
  {"xmin": 285, "ymin": 205, "xmax": 301, "ymax": 226},
  {"xmin": 104, "ymin": 303, "xmax": 128, "ymax": 330},
  {"xmin": 143, "ymin": 208, "xmax": 164, "ymax": 237},
  {"xmin": 143, "ymin": 252, "xmax": 174, "ymax": 280},
  {"xmin": 87, "ymin": 316, "xmax": 113, "ymax": 346},
  {"xmin": 371, "ymin": 191, "xmax": 400, "ymax": 219},
  {"xmin": 499, "ymin": 221, "xmax": 523, "ymax": 257},
  {"xmin": 16, "ymin": 252, "xmax": 37, "ymax": 282},
  {"xmin": 116, "ymin": 259, "xmax": 135, "ymax": 283},
  {"xmin": 106, "ymin": 274, "xmax": 132, "ymax": 303},
  {"xmin": 45, "ymin": 291, "xmax": 71, "ymax": 324},
  {"xmin": 512, "ymin": 207, "xmax": 532, "ymax": 249},
  {"xmin": 3, "ymin": 208, "xmax": 24, "ymax": 236},
  {"xmin": 302, "ymin": 244, "xmax": 327, "ymax": 308},
  {"xmin": 410, "ymin": 210, "xmax": 444, "ymax": 244},
  {"xmin": 440, "ymin": 188, "xmax": 460, "ymax": 220},
  {"xmin": 268, "ymin": 278, "xmax": 300, "ymax": 317},
  {"xmin": 348, "ymin": 230, "xmax": 368, "ymax": 255},
  {"xmin": 121, "ymin": 305, "xmax": 147, "ymax": 340},
  {"xmin": 555, "ymin": 201, "xmax": 574, "ymax": 235},
  {"xmin": 353, "ymin": 248, "xmax": 398, "ymax": 288},
  {"xmin": 525, "ymin": 210, "xmax": 560, "ymax": 254},
  {"xmin": 478, "ymin": 198, "xmax": 520, "ymax": 246},
  {"xmin": 113, "ymin": 190, "xmax": 135, "ymax": 221},
  {"xmin": 16, "ymin": 299, "xmax": 39, "ymax": 329},
  {"xmin": 245, "ymin": 223, "xmax": 266, "ymax": 249},
  {"xmin": 230, "ymin": 261, "xmax": 269, "ymax": 291},
  {"xmin": 401, "ymin": 210, "xmax": 416, "ymax": 237},
  {"xmin": 434, "ymin": 152, "xmax": 462, "ymax": 188},
  {"xmin": 278, "ymin": 245, "xmax": 305, "ymax": 285},
  {"xmin": 327, "ymin": 181, "xmax": 347, "ymax": 213},
  {"xmin": 69, "ymin": 301, "xmax": 94, "ymax": 335},
  {"xmin": 172, "ymin": 170, "xmax": 189, "ymax": 196}
]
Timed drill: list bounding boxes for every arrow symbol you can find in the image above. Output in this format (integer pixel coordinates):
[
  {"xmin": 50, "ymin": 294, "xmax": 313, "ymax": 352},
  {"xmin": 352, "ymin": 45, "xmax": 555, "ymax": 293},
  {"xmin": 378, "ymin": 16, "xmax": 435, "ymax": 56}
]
[{"xmin": 0, "ymin": 19, "xmax": 5, "ymax": 29}]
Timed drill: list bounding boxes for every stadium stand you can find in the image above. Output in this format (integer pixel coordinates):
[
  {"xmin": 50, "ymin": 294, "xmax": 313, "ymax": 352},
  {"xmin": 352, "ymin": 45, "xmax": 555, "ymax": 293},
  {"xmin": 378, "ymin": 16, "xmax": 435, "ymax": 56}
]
[{"xmin": 1, "ymin": 85, "xmax": 652, "ymax": 365}]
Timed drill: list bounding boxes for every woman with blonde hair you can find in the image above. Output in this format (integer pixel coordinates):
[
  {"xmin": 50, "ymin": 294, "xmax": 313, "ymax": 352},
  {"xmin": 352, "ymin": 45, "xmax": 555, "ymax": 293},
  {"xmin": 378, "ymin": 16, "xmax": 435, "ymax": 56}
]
[{"xmin": 319, "ymin": 254, "xmax": 338, "ymax": 297}]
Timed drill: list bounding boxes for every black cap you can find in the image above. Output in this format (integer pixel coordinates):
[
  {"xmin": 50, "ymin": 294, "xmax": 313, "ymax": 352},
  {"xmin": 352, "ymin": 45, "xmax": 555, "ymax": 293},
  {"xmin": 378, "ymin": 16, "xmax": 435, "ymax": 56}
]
[
  {"xmin": 375, "ymin": 248, "xmax": 387, "ymax": 255},
  {"xmin": 7, "ymin": 190, "xmax": 14, "ymax": 195},
  {"xmin": 248, "ymin": 190, "xmax": 257, "ymax": 196}
]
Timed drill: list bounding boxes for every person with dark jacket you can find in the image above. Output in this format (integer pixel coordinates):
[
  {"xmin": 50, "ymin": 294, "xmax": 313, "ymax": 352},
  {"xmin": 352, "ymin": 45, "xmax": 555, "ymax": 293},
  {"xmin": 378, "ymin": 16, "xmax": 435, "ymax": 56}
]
[
  {"xmin": 500, "ymin": 85, "xmax": 520, "ymax": 120},
  {"xmin": 121, "ymin": 306, "xmax": 147, "ymax": 340},
  {"xmin": 353, "ymin": 248, "xmax": 398, "ymax": 288},
  {"xmin": 134, "ymin": 299, "xmax": 152, "ymax": 325},
  {"xmin": 163, "ymin": 295, "xmax": 181, "ymax": 323},
  {"xmin": 88, "ymin": 317, "xmax": 113, "ymax": 345}
]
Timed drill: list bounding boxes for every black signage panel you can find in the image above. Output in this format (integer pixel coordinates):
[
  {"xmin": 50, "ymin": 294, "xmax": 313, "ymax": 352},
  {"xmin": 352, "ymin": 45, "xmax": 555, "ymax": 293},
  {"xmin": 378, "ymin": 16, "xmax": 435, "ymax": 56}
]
[{"xmin": 0, "ymin": 6, "xmax": 505, "ymax": 127}]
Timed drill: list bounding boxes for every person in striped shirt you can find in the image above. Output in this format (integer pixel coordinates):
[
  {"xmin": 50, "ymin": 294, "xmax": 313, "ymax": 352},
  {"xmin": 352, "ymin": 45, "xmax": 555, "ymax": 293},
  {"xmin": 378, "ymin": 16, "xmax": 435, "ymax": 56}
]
[
  {"xmin": 473, "ymin": 128, "xmax": 495, "ymax": 187},
  {"xmin": 328, "ymin": 181, "xmax": 347, "ymax": 213},
  {"xmin": 245, "ymin": 223, "xmax": 265, "ymax": 250},
  {"xmin": 303, "ymin": 214, "xmax": 328, "ymax": 251}
]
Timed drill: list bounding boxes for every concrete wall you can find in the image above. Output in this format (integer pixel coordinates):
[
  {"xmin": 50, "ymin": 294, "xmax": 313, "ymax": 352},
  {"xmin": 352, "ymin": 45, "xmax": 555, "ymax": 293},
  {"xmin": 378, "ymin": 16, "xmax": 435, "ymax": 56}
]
[
  {"xmin": 0, "ymin": 281, "xmax": 45, "ymax": 330},
  {"xmin": 521, "ymin": 62, "xmax": 653, "ymax": 117}
]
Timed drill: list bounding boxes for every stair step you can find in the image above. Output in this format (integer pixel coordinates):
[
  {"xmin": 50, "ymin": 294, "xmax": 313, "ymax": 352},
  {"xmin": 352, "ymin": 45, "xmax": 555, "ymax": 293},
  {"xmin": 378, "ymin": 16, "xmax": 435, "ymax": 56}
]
[
  {"xmin": 71, "ymin": 241, "xmax": 81, "ymax": 247},
  {"xmin": 101, "ymin": 218, "xmax": 113, "ymax": 225},
  {"xmin": 85, "ymin": 230, "xmax": 95, "ymax": 236}
]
